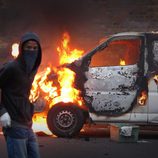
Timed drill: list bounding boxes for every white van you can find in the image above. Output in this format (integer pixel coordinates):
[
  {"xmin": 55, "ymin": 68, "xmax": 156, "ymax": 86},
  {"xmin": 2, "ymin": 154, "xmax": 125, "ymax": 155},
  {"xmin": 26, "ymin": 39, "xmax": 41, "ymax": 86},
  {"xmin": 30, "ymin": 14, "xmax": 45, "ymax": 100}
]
[{"xmin": 46, "ymin": 32, "xmax": 158, "ymax": 137}]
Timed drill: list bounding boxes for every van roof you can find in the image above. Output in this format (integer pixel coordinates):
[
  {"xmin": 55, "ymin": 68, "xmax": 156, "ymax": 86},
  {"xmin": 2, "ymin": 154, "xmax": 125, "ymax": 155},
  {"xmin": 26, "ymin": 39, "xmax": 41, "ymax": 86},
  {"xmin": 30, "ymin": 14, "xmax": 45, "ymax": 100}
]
[
  {"xmin": 112, "ymin": 31, "xmax": 158, "ymax": 38},
  {"xmin": 112, "ymin": 32, "xmax": 144, "ymax": 37}
]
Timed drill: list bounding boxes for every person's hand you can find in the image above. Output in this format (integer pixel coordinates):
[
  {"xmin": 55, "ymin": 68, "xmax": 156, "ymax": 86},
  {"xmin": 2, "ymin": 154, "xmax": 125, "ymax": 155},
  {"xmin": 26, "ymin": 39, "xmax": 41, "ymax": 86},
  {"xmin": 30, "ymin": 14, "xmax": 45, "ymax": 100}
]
[{"xmin": 0, "ymin": 112, "xmax": 11, "ymax": 127}]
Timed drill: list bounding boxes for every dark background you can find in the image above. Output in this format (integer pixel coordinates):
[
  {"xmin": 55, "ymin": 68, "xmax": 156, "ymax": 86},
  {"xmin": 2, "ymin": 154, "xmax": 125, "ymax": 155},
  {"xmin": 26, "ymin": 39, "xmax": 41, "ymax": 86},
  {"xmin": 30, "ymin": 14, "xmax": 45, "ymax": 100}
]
[{"xmin": 0, "ymin": 0, "xmax": 158, "ymax": 66}]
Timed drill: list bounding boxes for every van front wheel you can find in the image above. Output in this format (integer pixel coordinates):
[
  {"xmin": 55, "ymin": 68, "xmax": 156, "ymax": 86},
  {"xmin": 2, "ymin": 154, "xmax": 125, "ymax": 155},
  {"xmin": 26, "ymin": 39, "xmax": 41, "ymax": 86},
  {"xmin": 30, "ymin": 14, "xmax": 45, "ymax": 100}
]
[{"xmin": 47, "ymin": 103, "xmax": 85, "ymax": 137}]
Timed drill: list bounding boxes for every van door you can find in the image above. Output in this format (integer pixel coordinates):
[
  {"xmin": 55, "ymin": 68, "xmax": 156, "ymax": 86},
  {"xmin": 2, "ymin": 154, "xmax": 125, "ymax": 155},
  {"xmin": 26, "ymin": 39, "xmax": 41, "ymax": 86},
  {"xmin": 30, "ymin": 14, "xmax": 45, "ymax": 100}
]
[
  {"xmin": 148, "ymin": 77, "xmax": 158, "ymax": 123},
  {"xmin": 84, "ymin": 38, "xmax": 141, "ymax": 116}
]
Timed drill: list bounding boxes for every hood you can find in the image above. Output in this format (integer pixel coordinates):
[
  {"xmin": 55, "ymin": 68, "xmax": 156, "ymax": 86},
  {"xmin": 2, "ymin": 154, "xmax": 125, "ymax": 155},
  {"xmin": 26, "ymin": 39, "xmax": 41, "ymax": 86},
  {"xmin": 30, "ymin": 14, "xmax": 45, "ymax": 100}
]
[{"xmin": 16, "ymin": 32, "xmax": 42, "ymax": 74}]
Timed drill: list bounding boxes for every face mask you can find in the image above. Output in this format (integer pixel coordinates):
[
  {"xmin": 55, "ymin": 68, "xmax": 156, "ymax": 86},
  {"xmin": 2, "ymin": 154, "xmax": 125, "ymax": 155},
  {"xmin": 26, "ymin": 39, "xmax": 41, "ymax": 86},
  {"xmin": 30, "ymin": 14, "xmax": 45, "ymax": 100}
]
[{"xmin": 23, "ymin": 51, "xmax": 38, "ymax": 73}]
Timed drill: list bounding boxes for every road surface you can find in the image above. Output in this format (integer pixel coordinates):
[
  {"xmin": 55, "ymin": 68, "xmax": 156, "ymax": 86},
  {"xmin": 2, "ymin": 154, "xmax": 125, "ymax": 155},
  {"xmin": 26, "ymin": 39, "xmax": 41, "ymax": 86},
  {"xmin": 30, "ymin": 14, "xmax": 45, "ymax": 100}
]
[{"xmin": 0, "ymin": 125, "xmax": 158, "ymax": 158}]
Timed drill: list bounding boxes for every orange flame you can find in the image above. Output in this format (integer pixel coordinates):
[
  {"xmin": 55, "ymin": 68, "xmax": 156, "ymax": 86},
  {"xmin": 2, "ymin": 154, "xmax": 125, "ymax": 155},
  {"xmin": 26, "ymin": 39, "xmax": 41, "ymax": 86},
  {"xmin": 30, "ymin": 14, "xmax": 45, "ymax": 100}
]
[
  {"xmin": 32, "ymin": 114, "xmax": 52, "ymax": 135},
  {"xmin": 51, "ymin": 32, "xmax": 84, "ymax": 107},
  {"xmin": 31, "ymin": 32, "xmax": 84, "ymax": 134},
  {"xmin": 51, "ymin": 68, "xmax": 83, "ymax": 107},
  {"xmin": 138, "ymin": 91, "xmax": 148, "ymax": 105},
  {"xmin": 29, "ymin": 67, "xmax": 58, "ymax": 103},
  {"xmin": 120, "ymin": 59, "xmax": 126, "ymax": 66},
  {"xmin": 57, "ymin": 32, "xmax": 84, "ymax": 65},
  {"xmin": 11, "ymin": 43, "xmax": 19, "ymax": 58}
]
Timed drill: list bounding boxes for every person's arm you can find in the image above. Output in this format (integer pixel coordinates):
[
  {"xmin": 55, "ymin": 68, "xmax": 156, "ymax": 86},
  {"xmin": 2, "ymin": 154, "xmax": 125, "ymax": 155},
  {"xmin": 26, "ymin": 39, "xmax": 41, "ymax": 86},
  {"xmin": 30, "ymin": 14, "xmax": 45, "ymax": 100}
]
[
  {"xmin": 0, "ymin": 64, "xmax": 12, "ymax": 127},
  {"xmin": 0, "ymin": 64, "xmax": 11, "ymax": 117}
]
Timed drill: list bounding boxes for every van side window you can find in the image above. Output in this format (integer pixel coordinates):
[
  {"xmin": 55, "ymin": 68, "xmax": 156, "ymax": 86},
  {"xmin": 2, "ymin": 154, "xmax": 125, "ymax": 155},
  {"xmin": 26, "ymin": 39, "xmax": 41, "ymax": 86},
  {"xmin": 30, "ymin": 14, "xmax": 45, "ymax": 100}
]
[{"xmin": 90, "ymin": 39, "xmax": 141, "ymax": 67}]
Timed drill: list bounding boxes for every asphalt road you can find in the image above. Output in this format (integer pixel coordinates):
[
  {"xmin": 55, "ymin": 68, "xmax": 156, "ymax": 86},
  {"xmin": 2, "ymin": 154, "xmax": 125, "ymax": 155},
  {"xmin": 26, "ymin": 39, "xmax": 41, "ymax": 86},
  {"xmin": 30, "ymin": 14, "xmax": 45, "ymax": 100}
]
[{"xmin": 1, "ymin": 126, "xmax": 158, "ymax": 158}]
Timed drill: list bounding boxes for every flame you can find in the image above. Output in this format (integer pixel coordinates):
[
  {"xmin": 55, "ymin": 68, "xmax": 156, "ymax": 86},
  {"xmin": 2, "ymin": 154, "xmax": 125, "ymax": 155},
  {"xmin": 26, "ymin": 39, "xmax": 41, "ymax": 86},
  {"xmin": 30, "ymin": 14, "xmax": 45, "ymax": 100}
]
[
  {"xmin": 31, "ymin": 32, "xmax": 84, "ymax": 135},
  {"xmin": 57, "ymin": 32, "xmax": 84, "ymax": 65},
  {"xmin": 11, "ymin": 43, "xmax": 19, "ymax": 58},
  {"xmin": 51, "ymin": 32, "xmax": 84, "ymax": 106},
  {"xmin": 29, "ymin": 66, "xmax": 58, "ymax": 135},
  {"xmin": 138, "ymin": 91, "xmax": 148, "ymax": 105},
  {"xmin": 51, "ymin": 67, "xmax": 83, "ymax": 107},
  {"xmin": 29, "ymin": 67, "xmax": 58, "ymax": 103},
  {"xmin": 32, "ymin": 114, "xmax": 52, "ymax": 135},
  {"xmin": 120, "ymin": 59, "xmax": 126, "ymax": 66}
]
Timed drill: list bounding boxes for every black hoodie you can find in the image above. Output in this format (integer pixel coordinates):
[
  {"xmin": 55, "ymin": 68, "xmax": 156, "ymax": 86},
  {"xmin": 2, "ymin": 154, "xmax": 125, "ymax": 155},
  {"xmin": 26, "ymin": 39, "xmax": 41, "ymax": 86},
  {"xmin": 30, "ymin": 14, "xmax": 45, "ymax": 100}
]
[{"xmin": 0, "ymin": 32, "xmax": 42, "ymax": 128}]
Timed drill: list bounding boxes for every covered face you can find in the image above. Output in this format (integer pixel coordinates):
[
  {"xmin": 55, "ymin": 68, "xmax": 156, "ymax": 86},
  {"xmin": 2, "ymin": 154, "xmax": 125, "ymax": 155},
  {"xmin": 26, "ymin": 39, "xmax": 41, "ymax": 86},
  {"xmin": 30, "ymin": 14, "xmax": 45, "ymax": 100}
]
[{"xmin": 17, "ymin": 32, "xmax": 42, "ymax": 74}]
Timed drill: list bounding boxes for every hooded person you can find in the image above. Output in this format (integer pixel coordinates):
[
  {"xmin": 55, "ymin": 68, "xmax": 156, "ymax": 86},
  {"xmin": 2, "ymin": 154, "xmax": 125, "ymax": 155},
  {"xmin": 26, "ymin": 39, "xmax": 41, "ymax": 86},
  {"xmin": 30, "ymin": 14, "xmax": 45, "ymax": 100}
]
[{"xmin": 0, "ymin": 32, "xmax": 42, "ymax": 158}]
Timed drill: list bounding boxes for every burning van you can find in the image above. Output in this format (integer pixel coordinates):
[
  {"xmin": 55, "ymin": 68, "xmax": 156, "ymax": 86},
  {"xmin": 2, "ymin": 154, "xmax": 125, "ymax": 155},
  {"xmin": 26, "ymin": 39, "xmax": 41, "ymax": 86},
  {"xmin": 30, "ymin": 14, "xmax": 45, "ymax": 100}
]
[{"xmin": 28, "ymin": 32, "xmax": 158, "ymax": 137}]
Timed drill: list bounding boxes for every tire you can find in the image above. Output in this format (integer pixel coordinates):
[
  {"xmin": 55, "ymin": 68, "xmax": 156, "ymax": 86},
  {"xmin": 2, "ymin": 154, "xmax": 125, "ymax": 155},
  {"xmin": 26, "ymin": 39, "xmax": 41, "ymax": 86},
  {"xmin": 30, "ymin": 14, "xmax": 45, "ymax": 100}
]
[{"xmin": 47, "ymin": 102, "xmax": 85, "ymax": 137}]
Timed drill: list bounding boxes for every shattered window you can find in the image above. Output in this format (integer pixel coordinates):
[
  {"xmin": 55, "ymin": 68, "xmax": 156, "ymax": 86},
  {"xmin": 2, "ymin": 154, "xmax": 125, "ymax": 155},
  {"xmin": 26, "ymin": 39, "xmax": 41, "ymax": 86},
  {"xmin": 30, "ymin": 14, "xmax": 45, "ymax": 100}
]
[{"xmin": 90, "ymin": 39, "xmax": 141, "ymax": 67}]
